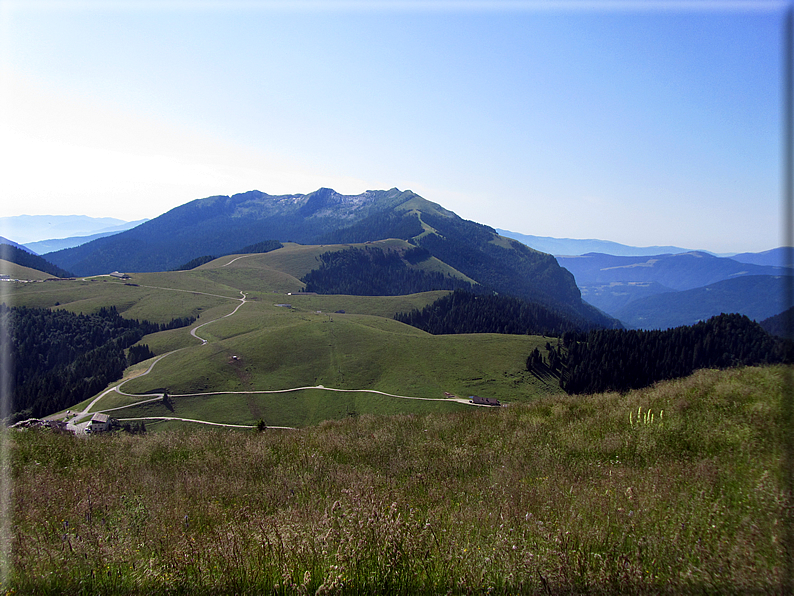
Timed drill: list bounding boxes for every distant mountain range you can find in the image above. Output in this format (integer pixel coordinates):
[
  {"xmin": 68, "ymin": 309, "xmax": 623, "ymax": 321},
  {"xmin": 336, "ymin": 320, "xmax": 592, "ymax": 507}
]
[
  {"xmin": 728, "ymin": 247, "xmax": 792, "ymax": 268},
  {"xmin": 613, "ymin": 275, "xmax": 789, "ymax": 330},
  {"xmin": 0, "ymin": 215, "xmax": 135, "ymax": 245},
  {"xmin": 556, "ymin": 252, "xmax": 786, "ymax": 292},
  {"xmin": 22, "ymin": 219, "xmax": 148, "ymax": 254},
  {"xmin": 7, "ymin": 191, "xmax": 787, "ymax": 332},
  {"xmin": 550, "ymin": 251, "xmax": 790, "ymax": 330},
  {"xmin": 497, "ymin": 230, "xmax": 702, "ymax": 257}
]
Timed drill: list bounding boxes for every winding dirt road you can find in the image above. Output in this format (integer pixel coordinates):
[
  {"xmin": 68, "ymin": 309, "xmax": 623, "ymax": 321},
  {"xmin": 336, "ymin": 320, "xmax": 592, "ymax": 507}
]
[{"xmin": 191, "ymin": 290, "xmax": 247, "ymax": 344}]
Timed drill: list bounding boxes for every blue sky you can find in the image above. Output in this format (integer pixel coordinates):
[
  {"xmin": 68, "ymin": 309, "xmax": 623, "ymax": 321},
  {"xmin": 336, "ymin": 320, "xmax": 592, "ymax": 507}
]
[{"xmin": 0, "ymin": 1, "xmax": 786, "ymax": 253}]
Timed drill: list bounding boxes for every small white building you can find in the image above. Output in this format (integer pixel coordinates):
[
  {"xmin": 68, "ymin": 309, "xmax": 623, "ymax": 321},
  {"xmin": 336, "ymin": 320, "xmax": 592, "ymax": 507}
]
[{"xmin": 88, "ymin": 413, "xmax": 112, "ymax": 433}]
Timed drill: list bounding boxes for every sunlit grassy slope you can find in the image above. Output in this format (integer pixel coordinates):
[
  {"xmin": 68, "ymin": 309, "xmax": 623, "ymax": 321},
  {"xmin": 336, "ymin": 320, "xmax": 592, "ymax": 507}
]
[
  {"xmin": 122, "ymin": 307, "xmax": 555, "ymax": 397},
  {"xmin": 7, "ymin": 242, "xmax": 563, "ymax": 426},
  {"xmin": 114, "ymin": 298, "xmax": 559, "ymax": 427},
  {"xmin": 11, "ymin": 365, "xmax": 787, "ymax": 594},
  {"xmin": 7, "ymin": 273, "xmax": 234, "ymax": 323},
  {"xmin": 0, "ymin": 258, "xmax": 53, "ymax": 281}
]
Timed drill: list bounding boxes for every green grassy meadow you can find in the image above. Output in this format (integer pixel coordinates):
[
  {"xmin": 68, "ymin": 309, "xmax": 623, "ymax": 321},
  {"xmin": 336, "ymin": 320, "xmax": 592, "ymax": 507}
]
[
  {"xmin": 0, "ymin": 258, "xmax": 53, "ymax": 281},
  {"xmin": 103, "ymin": 388, "xmax": 469, "ymax": 428},
  {"xmin": 5, "ymin": 249, "xmax": 561, "ymax": 428},
  {"xmin": 117, "ymin": 307, "xmax": 557, "ymax": 413},
  {"xmin": 113, "ymin": 307, "xmax": 556, "ymax": 427},
  {"xmin": 6, "ymin": 274, "xmax": 234, "ymax": 323},
  {"xmin": 9, "ymin": 365, "xmax": 787, "ymax": 594}
]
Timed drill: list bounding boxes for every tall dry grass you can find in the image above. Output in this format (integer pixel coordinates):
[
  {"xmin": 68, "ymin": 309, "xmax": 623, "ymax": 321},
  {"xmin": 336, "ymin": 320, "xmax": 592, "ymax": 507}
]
[{"xmin": 9, "ymin": 365, "xmax": 786, "ymax": 594}]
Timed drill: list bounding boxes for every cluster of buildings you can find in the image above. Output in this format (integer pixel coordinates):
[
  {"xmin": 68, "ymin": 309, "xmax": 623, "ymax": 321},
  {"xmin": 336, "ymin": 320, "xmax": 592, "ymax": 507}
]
[{"xmin": 13, "ymin": 412, "xmax": 118, "ymax": 435}]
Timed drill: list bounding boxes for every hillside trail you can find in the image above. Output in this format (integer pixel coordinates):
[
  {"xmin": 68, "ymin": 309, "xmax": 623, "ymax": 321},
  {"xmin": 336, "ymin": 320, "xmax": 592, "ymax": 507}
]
[
  {"xmin": 221, "ymin": 254, "xmax": 257, "ymax": 267},
  {"xmin": 116, "ymin": 416, "xmax": 295, "ymax": 430},
  {"xmin": 73, "ymin": 283, "xmax": 483, "ymax": 430},
  {"xmin": 190, "ymin": 290, "xmax": 248, "ymax": 344},
  {"xmin": 63, "ymin": 290, "xmax": 246, "ymax": 431}
]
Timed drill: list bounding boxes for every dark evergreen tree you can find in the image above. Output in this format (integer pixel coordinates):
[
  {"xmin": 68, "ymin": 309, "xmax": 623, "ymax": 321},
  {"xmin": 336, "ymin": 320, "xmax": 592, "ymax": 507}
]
[
  {"xmin": 549, "ymin": 313, "xmax": 786, "ymax": 395},
  {"xmin": 395, "ymin": 289, "xmax": 592, "ymax": 336},
  {"xmin": 0, "ymin": 243, "xmax": 75, "ymax": 278},
  {"xmin": 236, "ymin": 239, "xmax": 283, "ymax": 254},
  {"xmin": 128, "ymin": 344, "xmax": 155, "ymax": 365},
  {"xmin": 3, "ymin": 304, "xmax": 195, "ymax": 421},
  {"xmin": 172, "ymin": 255, "xmax": 216, "ymax": 271},
  {"xmin": 301, "ymin": 246, "xmax": 474, "ymax": 296}
]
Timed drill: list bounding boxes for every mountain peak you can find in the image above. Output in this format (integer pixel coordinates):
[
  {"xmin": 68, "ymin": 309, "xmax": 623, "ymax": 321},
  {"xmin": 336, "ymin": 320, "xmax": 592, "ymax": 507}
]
[{"xmin": 307, "ymin": 187, "xmax": 338, "ymax": 199}]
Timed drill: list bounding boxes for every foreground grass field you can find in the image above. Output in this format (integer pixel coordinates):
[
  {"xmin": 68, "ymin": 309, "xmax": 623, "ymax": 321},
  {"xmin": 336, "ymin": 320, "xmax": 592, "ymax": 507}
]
[{"xmin": 11, "ymin": 365, "xmax": 786, "ymax": 594}]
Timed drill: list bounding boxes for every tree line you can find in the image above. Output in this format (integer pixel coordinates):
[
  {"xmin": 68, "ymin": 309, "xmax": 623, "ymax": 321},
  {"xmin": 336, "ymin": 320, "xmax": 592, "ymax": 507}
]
[
  {"xmin": 171, "ymin": 240, "xmax": 283, "ymax": 271},
  {"xmin": 394, "ymin": 289, "xmax": 589, "ymax": 336},
  {"xmin": 318, "ymin": 211, "xmax": 425, "ymax": 245},
  {"xmin": 0, "ymin": 243, "xmax": 75, "ymax": 278},
  {"xmin": 301, "ymin": 246, "xmax": 474, "ymax": 296},
  {"xmin": 759, "ymin": 306, "xmax": 793, "ymax": 339},
  {"xmin": 127, "ymin": 344, "xmax": 155, "ymax": 366},
  {"xmin": 416, "ymin": 212, "xmax": 582, "ymax": 308},
  {"xmin": 3, "ymin": 304, "xmax": 195, "ymax": 422},
  {"xmin": 527, "ymin": 313, "xmax": 787, "ymax": 395}
]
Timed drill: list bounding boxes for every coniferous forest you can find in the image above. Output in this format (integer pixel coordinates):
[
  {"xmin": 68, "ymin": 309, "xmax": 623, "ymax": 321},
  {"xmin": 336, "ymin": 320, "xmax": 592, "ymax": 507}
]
[
  {"xmin": 318, "ymin": 210, "xmax": 426, "ymax": 245},
  {"xmin": 760, "ymin": 306, "xmax": 794, "ymax": 339},
  {"xmin": 2, "ymin": 304, "xmax": 195, "ymax": 422},
  {"xmin": 171, "ymin": 255, "xmax": 216, "ymax": 271},
  {"xmin": 171, "ymin": 240, "xmax": 283, "ymax": 271},
  {"xmin": 301, "ymin": 246, "xmax": 474, "ymax": 296},
  {"xmin": 539, "ymin": 313, "xmax": 787, "ymax": 395},
  {"xmin": 394, "ymin": 289, "xmax": 591, "ymax": 336},
  {"xmin": 0, "ymin": 243, "xmax": 75, "ymax": 278}
]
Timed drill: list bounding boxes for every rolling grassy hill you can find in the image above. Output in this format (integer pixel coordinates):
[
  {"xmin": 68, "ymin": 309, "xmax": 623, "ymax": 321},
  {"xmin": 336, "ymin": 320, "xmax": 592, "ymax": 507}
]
[
  {"xmin": 0, "ymin": 259, "xmax": 54, "ymax": 281},
  {"xmin": 9, "ymin": 273, "xmax": 234, "ymax": 324},
  {"xmin": 7, "ymin": 247, "xmax": 564, "ymax": 427},
  {"xmin": 115, "ymin": 308, "xmax": 558, "ymax": 426}
]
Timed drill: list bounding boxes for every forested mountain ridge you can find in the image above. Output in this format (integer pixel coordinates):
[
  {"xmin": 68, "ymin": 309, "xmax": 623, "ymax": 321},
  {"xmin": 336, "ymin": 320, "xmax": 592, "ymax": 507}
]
[
  {"xmin": 760, "ymin": 306, "xmax": 794, "ymax": 339},
  {"xmin": 536, "ymin": 313, "xmax": 787, "ymax": 395},
  {"xmin": 44, "ymin": 188, "xmax": 618, "ymax": 329},
  {"xmin": 311, "ymin": 198, "xmax": 618, "ymax": 327},
  {"xmin": 301, "ymin": 246, "xmax": 475, "ymax": 296},
  {"xmin": 614, "ymin": 275, "xmax": 790, "ymax": 330},
  {"xmin": 0, "ymin": 243, "xmax": 74, "ymax": 278},
  {"xmin": 395, "ymin": 289, "xmax": 603, "ymax": 336}
]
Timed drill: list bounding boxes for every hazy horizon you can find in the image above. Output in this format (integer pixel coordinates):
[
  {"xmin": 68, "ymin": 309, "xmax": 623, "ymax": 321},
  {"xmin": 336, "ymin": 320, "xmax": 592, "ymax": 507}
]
[{"xmin": 0, "ymin": 1, "xmax": 785, "ymax": 254}]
